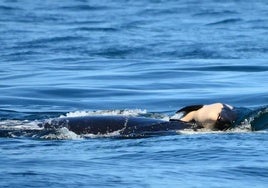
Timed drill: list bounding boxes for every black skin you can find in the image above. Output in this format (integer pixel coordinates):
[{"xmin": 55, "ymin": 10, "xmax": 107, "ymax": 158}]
[{"xmin": 43, "ymin": 116, "xmax": 193, "ymax": 136}]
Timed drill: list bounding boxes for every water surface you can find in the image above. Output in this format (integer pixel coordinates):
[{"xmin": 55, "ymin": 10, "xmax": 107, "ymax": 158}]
[{"xmin": 0, "ymin": 0, "xmax": 268, "ymax": 187}]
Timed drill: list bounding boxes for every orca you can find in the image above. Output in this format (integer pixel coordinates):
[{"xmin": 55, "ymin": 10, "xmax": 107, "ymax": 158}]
[
  {"xmin": 0, "ymin": 103, "xmax": 239, "ymax": 138},
  {"xmin": 43, "ymin": 115, "xmax": 193, "ymax": 136},
  {"xmin": 42, "ymin": 103, "xmax": 237, "ymax": 136}
]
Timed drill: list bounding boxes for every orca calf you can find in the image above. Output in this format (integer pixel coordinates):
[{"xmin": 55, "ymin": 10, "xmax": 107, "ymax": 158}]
[{"xmin": 171, "ymin": 103, "xmax": 236, "ymax": 130}]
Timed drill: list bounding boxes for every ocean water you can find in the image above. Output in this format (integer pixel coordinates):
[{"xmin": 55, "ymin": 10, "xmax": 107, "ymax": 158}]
[{"xmin": 0, "ymin": 0, "xmax": 268, "ymax": 187}]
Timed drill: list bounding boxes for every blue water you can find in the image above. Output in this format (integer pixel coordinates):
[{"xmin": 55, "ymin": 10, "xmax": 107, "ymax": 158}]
[{"xmin": 0, "ymin": 0, "xmax": 268, "ymax": 187}]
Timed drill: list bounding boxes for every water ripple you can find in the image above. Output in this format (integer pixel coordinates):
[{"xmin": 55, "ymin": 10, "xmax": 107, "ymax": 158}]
[
  {"xmin": 59, "ymin": 5, "xmax": 108, "ymax": 11},
  {"xmin": 207, "ymin": 18, "xmax": 243, "ymax": 26}
]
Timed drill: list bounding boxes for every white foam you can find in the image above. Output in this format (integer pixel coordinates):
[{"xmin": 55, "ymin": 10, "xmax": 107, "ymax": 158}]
[
  {"xmin": 0, "ymin": 120, "xmax": 42, "ymax": 130},
  {"xmin": 176, "ymin": 125, "xmax": 253, "ymax": 135},
  {"xmin": 39, "ymin": 127, "xmax": 82, "ymax": 140},
  {"xmin": 60, "ymin": 109, "xmax": 147, "ymax": 118},
  {"xmin": 176, "ymin": 128, "xmax": 223, "ymax": 135},
  {"xmin": 83, "ymin": 129, "xmax": 122, "ymax": 138}
]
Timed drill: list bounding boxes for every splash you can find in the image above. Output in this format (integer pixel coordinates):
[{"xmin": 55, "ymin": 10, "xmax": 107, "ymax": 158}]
[
  {"xmin": 39, "ymin": 127, "xmax": 81, "ymax": 140},
  {"xmin": 0, "ymin": 120, "xmax": 39, "ymax": 129},
  {"xmin": 176, "ymin": 127, "xmax": 251, "ymax": 135},
  {"xmin": 83, "ymin": 129, "xmax": 122, "ymax": 138},
  {"xmin": 247, "ymin": 107, "xmax": 268, "ymax": 131},
  {"xmin": 60, "ymin": 109, "xmax": 147, "ymax": 118}
]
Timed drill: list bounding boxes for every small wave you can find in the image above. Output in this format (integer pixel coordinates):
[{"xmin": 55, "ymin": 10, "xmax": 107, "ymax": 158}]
[
  {"xmin": 207, "ymin": 18, "xmax": 243, "ymax": 26},
  {"xmin": 0, "ymin": 5, "xmax": 22, "ymax": 11},
  {"xmin": 193, "ymin": 10, "xmax": 238, "ymax": 17},
  {"xmin": 94, "ymin": 47, "xmax": 138, "ymax": 58},
  {"xmin": 59, "ymin": 5, "xmax": 108, "ymax": 11},
  {"xmin": 75, "ymin": 27, "xmax": 118, "ymax": 32},
  {"xmin": 19, "ymin": 36, "xmax": 86, "ymax": 46},
  {"xmin": 190, "ymin": 65, "xmax": 268, "ymax": 72},
  {"xmin": 245, "ymin": 107, "xmax": 268, "ymax": 131},
  {"xmin": 179, "ymin": 48, "xmax": 222, "ymax": 59},
  {"xmin": 236, "ymin": 47, "xmax": 268, "ymax": 53}
]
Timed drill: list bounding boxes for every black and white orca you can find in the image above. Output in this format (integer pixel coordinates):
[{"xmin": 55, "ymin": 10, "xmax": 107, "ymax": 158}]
[{"xmin": 43, "ymin": 103, "xmax": 237, "ymax": 136}]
